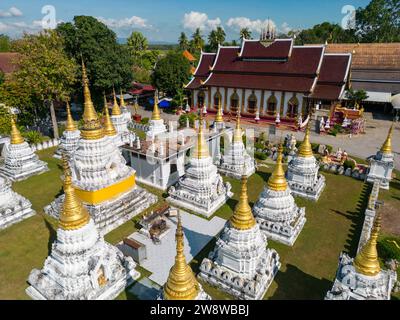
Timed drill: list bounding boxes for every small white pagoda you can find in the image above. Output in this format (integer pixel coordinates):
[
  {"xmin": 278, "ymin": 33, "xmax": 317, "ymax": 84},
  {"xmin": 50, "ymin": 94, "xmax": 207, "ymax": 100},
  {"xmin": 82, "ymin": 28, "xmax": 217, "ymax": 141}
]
[
  {"xmin": 199, "ymin": 170, "xmax": 280, "ymax": 300},
  {"xmin": 159, "ymin": 213, "xmax": 211, "ymax": 300},
  {"xmin": 146, "ymin": 94, "xmax": 167, "ymax": 139},
  {"xmin": 167, "ymin": 115, "xmax": 232, "ymax": 217},
  {"xmin": 286, "ymin": 126, "xmax": 325, "ymax": 201},
  {"xmin": 26, "ymin": 159, "xmax": 139, "ymax": 300},
  {"xmin": 0, "ymin": 117, "xmax": 48, "ymax": 181},
  {"xmin": 253, "ymin": 145, "xmax": 306, "ymax": 246},
  {"xmin": 218, "ymin": 113, "xmax": 255, "ymax": 179},
  {"xmin": 110, "ymin": 89, "xmax": 131, "ymax": 146},
  {"xmin": 325, "ymin": 212, "xmax": 397, "ymax": 300},
  {"xmin": 0, "ymin": 175, "xmax": 35, "ymax": 230},
  {"xmin": 54, "ymin": 103, "xmax": 80, "ymax": 159},
  {"xmin": 366, "ymin": 125, "xmax": 395, "ymax": 190}
]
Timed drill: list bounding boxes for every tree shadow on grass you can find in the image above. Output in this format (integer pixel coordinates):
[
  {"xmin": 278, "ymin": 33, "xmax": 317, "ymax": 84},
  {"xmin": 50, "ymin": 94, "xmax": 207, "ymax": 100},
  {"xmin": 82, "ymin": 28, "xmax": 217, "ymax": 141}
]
[
  {"xmin": 256, "ymin": 171, "xmax": 271, "ymax": 183},
  {"xmin": 269, "ymin": 264, "xmax": 332, "ymax": 300},
  {"xmin": 390, "ymin": 179, "xmax": 400, "ymax": 191},
  {"xmin": 124, "ymin": 280, "xmax": 160, "ymax": 300},
  {"xmin": 43, "ymin": 216, "xmax": 57, "ymax": 255},
  {"xmin": 226, "ymin": 198, "xmax": 238, "ymax": 212}
]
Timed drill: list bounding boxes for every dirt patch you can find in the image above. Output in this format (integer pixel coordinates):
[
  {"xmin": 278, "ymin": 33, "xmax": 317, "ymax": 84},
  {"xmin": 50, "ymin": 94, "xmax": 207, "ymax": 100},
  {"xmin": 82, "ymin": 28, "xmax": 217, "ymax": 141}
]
[{"xmin": 382, "ymin": 201, "xmax": 400, "ymax": 237}]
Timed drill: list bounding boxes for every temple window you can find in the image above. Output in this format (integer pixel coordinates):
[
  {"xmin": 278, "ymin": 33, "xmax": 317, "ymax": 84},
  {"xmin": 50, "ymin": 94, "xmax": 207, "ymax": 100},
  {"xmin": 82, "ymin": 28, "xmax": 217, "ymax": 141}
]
[
  {"xmin": 213, "ymin": 91, "xmax": 222, "ymax": 110},
  {"xmin": 197, "ymin": 91, "xmax": 205, "ymax": 107},
  {"xmin": 287, "ymin": 96, "xmax": 299, "ymax": 118},
  {"xmin": 247, "ymin": 92, "xmax": 257, "ymax": 115},
  {"xmin": 230, "ymin": 92, "xmax": 239, "ymax": 114},
  {"xmin": 267, "ymin": 95, "xmax": 277, "ymax": 115}
]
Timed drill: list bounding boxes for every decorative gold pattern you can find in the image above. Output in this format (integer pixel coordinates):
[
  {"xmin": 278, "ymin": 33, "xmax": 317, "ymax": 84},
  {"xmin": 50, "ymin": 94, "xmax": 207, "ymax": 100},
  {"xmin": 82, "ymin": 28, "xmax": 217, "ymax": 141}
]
[
  {"xmin": 354, "ymin": 211, "xmax": 382, "ymax": 276},
  {"xmin": 103, "ymin": 95, "xmax": 117, "ymax": 136},
  {"xmin": 268, "ymin": 144, "xmax": 288, "ymax": 191},
  {"xmin": 65, "ymin": 102, "xmax": 77, "ymax": 132},
  {"xmin": 163, "ymin": 213, "xmax": 200, "ymax": 300},
  {"xmin": 112, "ymin": 88, "xmax": 122, "ymax": 116},
  {"xmin": 59, "ymin": 154, "xmax": 90, "ymax": 231},
  {"xmin": 10, "ymin": 116, "xmax": 24, "ymax": 145},
  {"xmin": 193, "ymin": 114, "xmax": 210, "ymax": 159},
  {"xmin": 151, "ymin": 93, "xmax": 161, "ymax": 121},
  {"xmin": 298, "ymin": 126, "xmax": 314, "ymax": 158},
  {"xmin": 380, "ymin": 125, "xmax": 393, "ymax": 155}
]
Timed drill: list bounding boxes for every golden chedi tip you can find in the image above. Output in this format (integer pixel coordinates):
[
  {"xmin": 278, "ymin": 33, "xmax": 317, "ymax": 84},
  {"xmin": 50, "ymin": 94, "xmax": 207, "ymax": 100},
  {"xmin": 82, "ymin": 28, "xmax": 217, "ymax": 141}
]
[
  {"xmin": 268, "ymin": 144, "xmax": 288, "ymax": 191},
  {"xmin": 163, "ymin": 213, "xmax": 200, "ymax": 300},
  {"xmin": 10, "ymin": 116, "xmax": 24, "ymax": 145},
  {"xmin": 354, "ymin": 211, "xmax": 382, "ymax": 276},
  {"xmin": 151, "ymin": 93, "xmax": 161, "ymax": 121},
  {"xmin": 81, "ymin": 60, "xmax": 104, "ymax": 140},
  {"xmin": 112, "ymin": 87, "xmax": 122, "ymax": 116},
  {"xmin": 380, "ymin": 124, "xmax": 393, "ymax": 155},
  {"xmin": 59, "ymin": 154, "xmax": 90, "ymax": 231},
  {"xmin": 194, "ymin": 113, "xmax": 210, "ymax": 159},
  {"xmin": 120, "ymin": 89, "xmax": 126, "ymax": 108},
  {"xmin": 233, "ymin": 112, "xmax": 243, "ymax": 143},
  {"xmin": 298, "ymin": 125, "xmax": 314, "ymax": 158},
  {"xmin": 215, "ymin": 99, "xmax": 223, "ymax": 123},
  {"xmin": 103, "ymin": 95, "xmax": 117, "ymax": 137},
  {"xmin": 65, "ymin": 102, "xmax": 77, "ymax": 132}
]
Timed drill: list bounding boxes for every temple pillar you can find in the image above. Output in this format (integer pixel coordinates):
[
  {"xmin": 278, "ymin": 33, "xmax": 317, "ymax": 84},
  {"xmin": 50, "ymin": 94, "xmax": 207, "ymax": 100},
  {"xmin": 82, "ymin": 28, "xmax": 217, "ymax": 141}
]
[
  {"xmin": 260, "ymin": 90, "xmax": 265, "ymax": 116},
  {"xmin": 224, "ymin": 87, "xmax": 228, "ymax": 113},
  {"xmin": 280, "ymin": 92, "xmax": 286, "ymax": 117}
]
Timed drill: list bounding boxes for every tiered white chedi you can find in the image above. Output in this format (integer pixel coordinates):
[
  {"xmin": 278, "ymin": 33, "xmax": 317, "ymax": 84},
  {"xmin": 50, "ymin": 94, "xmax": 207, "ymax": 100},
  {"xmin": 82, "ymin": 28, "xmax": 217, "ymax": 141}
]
[
  {"xmin": 218, "ymin": 113, "xmax": 255, "ymax": 179},
  {"xmin": 366, "ymin": 125, "xmax": 395, "ymax": 190},
  {"xmin": 54, "ymin": 103, "xmax": 81, "ymax": 159},
  {"xmin": 167, "ymin": 116, "xmax": 232, "ymax": 217},
  {"xmin": 110, "ymin": 89, "xmax": 131, "ymax": 146},
  {"xmin": 199, "ymin": 172, "xmax": 280, "ymax": 300},
  {"xmin": 45, "ymin": 62, "xmax": 157, "ymax": 235},
  {"xmin": 253, "ymin": 145, "xmax": 306, "ymax": 246},
  {"xmin": 325, "ymin": 212, "xmax": 397, "ymax": 300},
  {"xmin": 159, "ymin": 213, "xmax": 211, "ymax": 300},
  {"xmin": 286, "ymin": 127, "xmax": 325, "ymax": 201},
  {"xmin": 0, "ymin": 175, "xmax": 35, "ymax": 230},
  {"xmin": 0, "ymin": 117, "xmax": 48, "ymax": 181},
  {"xmin": 26, "ymin": 160, "xmax": 139, "ymax": 300},
  {"xmin": 146, "ymin": 95, "xmax": 167, "ymax": 139}
]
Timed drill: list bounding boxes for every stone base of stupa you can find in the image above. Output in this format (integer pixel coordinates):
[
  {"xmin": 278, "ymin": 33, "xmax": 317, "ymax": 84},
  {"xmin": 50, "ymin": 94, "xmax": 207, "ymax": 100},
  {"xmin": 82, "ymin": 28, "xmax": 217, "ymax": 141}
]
[
  {"xmin": 157, "ymin": 283, "xmax": 212, "ymax": 300},
  {"xmin": 0, "ymin": 199, "xmax": 35, "ymax": 230},
  {"xmin": 218, "ymin": 161, "xmax": 256, "ymax": 180},
  {"xmin": 325, "ymin": 252, "xmax": 397, "ymax": 300},
  {"xmin": 287, "ymin": 174, "xmax": 326, "ymax": 201},
  {"xmin": 45, "ymin": 186, "xmax": 158, "ymax": 235},
  {"xmin": 0, "ymin": 161, "xmax": 48, "ymax": 182}
]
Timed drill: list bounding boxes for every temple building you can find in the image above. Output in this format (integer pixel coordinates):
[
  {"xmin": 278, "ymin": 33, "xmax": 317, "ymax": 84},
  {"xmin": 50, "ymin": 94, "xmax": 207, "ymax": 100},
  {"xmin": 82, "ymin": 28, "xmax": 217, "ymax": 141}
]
[
  {"xmin": 54, "ymin": 103, "xmax": 81, "ymax": 159},
  {"xmin": 325, "ymin": 212, "xmax": 397, "ymax": 300},
  {"xmin": 186, "ymin": 37, "xmax": 352, "ymax": 127},
  {"xmin": 253, "ymin": 145, "xmax": 306, "ymax": 246},
  {"xmin": 366, "ymin": 125, "xmax": 395, "ymax": 190},
  {"xmin": 26, "ymin": 159, "xmax": 139, "ymax": 300},
  {"xmin": 217, "ymin": 113, "xmax": 256, "ymax": 179},
  {"xmin": 159, "ymin": 213, "xmax": 210, "ymax": 300},
  {"xmin": 146, "ymin": 95, "xmax": 167, "ymax": 139},
  {"xmin": 110, "ymin": 89, "xmax": 131, "ymax": 146},
  {"xmin": 45, "ymin": 62, "xmax": 157, "ymax": 235},
  {"xmin": 286, "ymin": 126, "xmax": 326, "ymax": 201},
  {"xmin": 199, "ymin": 171, "xmax": 280, "ymax": 300},
  {"xmin": 0, "ymin": 117, "xmax": 48, "ymax": 181},
  {"xmin": 167, "ymin": 115, "xmax": 232, "ymax": 217},
  {"xmin": 0, "ymin": 175, "xmax": 35, "ymax": 230}
]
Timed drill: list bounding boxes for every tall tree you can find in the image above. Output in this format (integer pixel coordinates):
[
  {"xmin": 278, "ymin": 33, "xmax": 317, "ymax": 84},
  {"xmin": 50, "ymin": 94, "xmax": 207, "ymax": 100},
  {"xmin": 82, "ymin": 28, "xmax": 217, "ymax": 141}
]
[
  {"xmin": 127, "ymin": 31, "xmax": 148, "ymax": 65},
  {"xmin": 11, "ymin": 30, "xmax": 77, "ymax": 139},
  {"xmin": 208, "ymin": 27, "xmax": 226, "ymax": 52},
  {"xmin": 191, "ymin": 28, "xmax": 205, "ymax": 51},
  {"xmin": 215, "ymin": 26, "xmax": 226, "ymax": 44},
  {"xmin": 295, "ymin": 22, "xmax": 357, "ymax": 44},
  {"xmin": 0, "ymin": 35, "xmax": 11, "ymax": 52},
  {"xmin": 178, "ymin": 32, "xmax": 189, "ymax": 51},
  {"xmin": 240, "ymin": 28, "xmax": 252, "ymax": 41}
]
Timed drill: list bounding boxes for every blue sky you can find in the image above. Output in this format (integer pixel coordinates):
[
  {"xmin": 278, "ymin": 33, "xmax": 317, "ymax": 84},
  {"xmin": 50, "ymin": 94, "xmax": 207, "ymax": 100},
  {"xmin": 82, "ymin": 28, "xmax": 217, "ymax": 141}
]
[{"xmin": 0, "ymin": 0, "xmax": 371, "ymax": 42}]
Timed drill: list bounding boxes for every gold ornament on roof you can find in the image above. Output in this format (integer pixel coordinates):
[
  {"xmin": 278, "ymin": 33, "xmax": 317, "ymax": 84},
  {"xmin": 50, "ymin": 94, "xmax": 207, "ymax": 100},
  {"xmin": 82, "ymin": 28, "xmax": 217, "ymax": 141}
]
[
  {"xmin": 65, "ymin": 102, "xmax": 77, "ymax": 132},
  {"xmin": 151, "ymin": 93, "xmax": 161, "ymax": 121},
  {"xmin": 380, "ymin": 125, "xmax": 393, "ymax": 155},
  {"xmin": 233, "ymin": 112, "xmax": 243, "ymax": 143},
  {"xmin": 10, "ymin": 116, "xmax": 24, "ymax": 145},
  {"xmin": 298, "ymin": 125, "xmax": 314, "ymax": 158},
  {"xmin": 354, "ymin": 211, "xmax": 382, "ymax": 276},
  {"xmin": 112, "ymin": 87, "xmax": 122, "ymax": 116},
  {"xmin": 81, "ymin": 60, "xmax": 104, "ymax": 140},
  {"xmin": 193, "ymin": 113, "xmax": 210, "ymax": 159},
  {"xmin": 215, "ymin": 99, "xmax": 223, "ymax": 123},
  {"xmin": 268, "ymin": 144, "xmax": 288, "ymax": 192},
  {"xmin": 163, "ymin": 213, "xmax": 200, "ymax": 300},
  {"xmin": 103, "ymin": 95, "xmax": 117, "ymax": 137},
  {"xmin": 59, "ymin": 154, "xmax": 90, "ymax": 231}
]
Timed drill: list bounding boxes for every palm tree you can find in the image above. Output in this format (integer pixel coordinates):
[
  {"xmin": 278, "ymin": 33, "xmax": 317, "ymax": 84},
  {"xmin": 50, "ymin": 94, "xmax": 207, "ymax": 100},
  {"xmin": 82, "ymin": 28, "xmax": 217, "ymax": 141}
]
[
  {"xmin": 208, "ymin": 30, "xmax": 218, "ymax": 52},
  {"xmin": 192, "ymin": 28, "xmax": 205, "ymax": 51},
  {"xmin": 345, "ymin": 88, "xmax": 369, "ymax": 109},
  {"xmin": 127, "ymin": 31, "xmax": 148, "ymax": 65},
  {"xmin": 178, "ymin": 32, "xmax": 189, "ymax": 51},
  {"xmin": 215, "ymin": 26, "xmax": 226, "ymax": 45},
  {"xmin": 240, "ymin": 28, "xmax": 252, "ymax": 41}
]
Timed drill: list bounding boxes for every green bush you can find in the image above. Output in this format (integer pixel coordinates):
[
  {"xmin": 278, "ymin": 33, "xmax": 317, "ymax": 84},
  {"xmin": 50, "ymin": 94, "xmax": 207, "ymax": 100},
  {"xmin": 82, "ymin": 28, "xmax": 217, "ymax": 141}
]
[
  {"xmin": 22, "ymin": 130, "xmax": 44, "ymax": 144},
  {"xmin": 254, "ymin": 142, "xmax": 265, "ymax": 150},
  {"xmin": 255, "ymin": 151, "xmax": 267, "ymax": 160},
  {"xmin": 311, "ymin": 143, "xmax": 320, "ymax": 153},
  {"xmin": 178, "ymin": 113, "xmax": 197, "ymax": 128},
  {"xmin": 141, "ymin": 117, "xmax": 149, "ymax": 125},
  {"xmin": 329, "ymin": 128, "xmax": 338, "ymax": 136},
  {"xmin": 378, "ymin": 237, "xmax": 400, "ymax": 261},
  {"xmin": 343, "ymin": 159, "xmax": 356, "ymax": 170},
  {"xmin": 325, "ymin": 145, "xmax": 333, "ymax": 153}
]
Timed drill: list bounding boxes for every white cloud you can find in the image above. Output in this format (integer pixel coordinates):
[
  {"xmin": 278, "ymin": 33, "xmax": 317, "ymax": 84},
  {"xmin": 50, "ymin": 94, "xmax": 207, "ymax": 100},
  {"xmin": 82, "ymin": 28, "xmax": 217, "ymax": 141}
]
[
  {"xmin": 182, "ymin": 11, "xmax": 222, "ymax": 31},
  {"xmin": 0, "ymin": 6, "xmax": 23, "ymax": 18},
  {"xmin": 97, "ymin": 16, "xmax": 151, "ymax": 29},
  {"xmin": 226, "ymin": 17, "xmax": 276, "ymax": 34},
  {"xmin": 280, "ymin": 22, "xmax": 291, "ymax": 34}
]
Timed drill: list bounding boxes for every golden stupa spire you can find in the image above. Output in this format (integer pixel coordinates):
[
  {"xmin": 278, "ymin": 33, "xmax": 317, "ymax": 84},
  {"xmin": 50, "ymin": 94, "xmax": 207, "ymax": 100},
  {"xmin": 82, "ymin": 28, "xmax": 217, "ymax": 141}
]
[
  {"xmin": 163, "ymin": 213, "xmax": 200, "ymax": 300},
  {"xmin": 230, "ymin": 170, "xmax": 256, "ymax": 230},
  {"xmin": 380, "ymin": 124, "xmax": 393, "ymax": 155},
  {"xmin": 81, "ymin": 60, "xmax": 104, "ymax": 140},
  {"xmin": 233, "ymin": 111, "xmax": 243, "ymax": 143},
  {"xmin": 268, "ymin": 144, "xmax": 288, "ymax": 191},
  {"xmin": 59, "ymin": 154, "xmax": 90, "ymax": 231},
  {"xmin": 298, "ymin": 125, "xmax": 313, "ymax": 158},
  {"xmin": 112, "ymin": 87, "xmax": 122, "ymax": 116},
  {"xmin": 151, "ymin": 92, "xmax": 161, "ymax": 121},
  {"xmin": 354, "ymin": 211, "xmax": 382, "ymax": 276},
  {"xmin": 215, "ymin": 98, "xmax": 223, "ymax": 123},
  {"xmin": 65, "ymin": 102, "xmax": 77, "ymax": 132},
  {"xmin": 193, "ymin": 113, "xmax": 210, "ymax": 159},
  {"xmin": 10, "ymin": 116, "xmax": 24, "ymax": 145},
  {"xmin": 103, "ymin": 95, "xmax": 117, "ymax": 137},
  {"xmin": 120, "ymin": 89, "xmax": 126, "ymax": 108}
]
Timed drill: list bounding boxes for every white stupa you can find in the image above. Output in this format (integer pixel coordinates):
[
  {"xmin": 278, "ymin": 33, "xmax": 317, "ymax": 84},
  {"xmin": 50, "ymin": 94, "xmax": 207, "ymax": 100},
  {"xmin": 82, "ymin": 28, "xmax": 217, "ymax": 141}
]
[
  {"xmin": 167, "ymin": 115, "xmax": 232, "ymax": 217},
  {"xmin": 199, "ymin": 171, "xmax": 280, "ymax": 300},
  {"xmin": 218, "ymin": 113, "xmax": 255, "ymax": 179},
  {"xmin": 26, "ymin": 158, "xmax": 139, "ymax": 300},
  {"xmin": 110, "ymin": 89, "xmax": 131, "ymax": 146},
  {"xmin": 146, "ymin": 94, "xmax": 167, "ymax": 139},
  {"xmin": 0, "ymin": 117, "xmax": 48, "ymax": 181},
  {"xmin": 54, "ymin": 103, "xmax": 80, "ymax": 159},
  {"xmin": 0, "ymin": 175, "xmax": 35, "ymax": 230},
  {"xmin": 253, "ymin": 145, "xmax": 306, "ymax": 246},
  {"xmin": 366, "ymin": 125, "xmax": 395, "ymax": 190},
  {"xmin": 45, "ymin": 62, "xmax": 157, "ymax": 235},
  {"xmin": 286, "ymin": 126, "xmax": 325, "ymax": 201},
  {"xmin": 326, "ymin": 212, "xmax": 397, "ymax": 300}
]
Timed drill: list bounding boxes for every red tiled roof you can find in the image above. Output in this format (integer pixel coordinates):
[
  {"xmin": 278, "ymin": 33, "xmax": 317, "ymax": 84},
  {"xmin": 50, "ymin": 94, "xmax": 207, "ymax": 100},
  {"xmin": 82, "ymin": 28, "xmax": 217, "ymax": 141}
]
[
  {"xmin": 240, "ymin": 39, "xmax": 293, "ymax": 59},
  {"xmin": 311, "ymin": 84, "xmax": 343, "ymax": 100},
  {"xmin": 0, "ymin": 52, "xmax": 20, "ymax": 74},
  {"xmin": 185, "ymin": 53, "xmax": 216, "ymax": 89}
]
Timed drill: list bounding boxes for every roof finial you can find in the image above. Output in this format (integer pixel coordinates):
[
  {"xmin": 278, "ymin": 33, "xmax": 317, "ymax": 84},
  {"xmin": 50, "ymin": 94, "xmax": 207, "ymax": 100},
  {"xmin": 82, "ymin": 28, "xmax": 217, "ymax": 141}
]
[
  {"xmin": 380, "ymin": 124, "xmax": 393, "ymax": 155},
  {"xmin": 268, "ymin": 144, "xmax": 288, "ymax": 191},
  {"xmin": 10, "ymin": 116, "xmax": 24, "ymax": 145},
  {"xmin": 120, "ymin": 89, "xmax": 126, "ymax": 108},
  {"xmin": 65, "ymin": 101, "xmax": 77, "ymax": 132},
  {"xmin": 233, "ymin": 111, "xmax": 243, "ymax": 143},
  {"xmin": 298, "ymin": 124, "xmax": 314, "ymax": 158},
  {"xmin": 194, "ymin": 112, "xmax": 210, "ymax": 159},
  {"xmin": 214, "ymin": 98, "xmax": 223, "ymax": 123},
  {"xmin": 112, "ymin": 87, "xmax": 122, "ymax": 116},
  {"xmin": 151, "ymin": 91, "xmax": 161, "ymax": 121},
  {"xmin": 103, "ymin": 94, "xmax": 117, "ymax": 137}
]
